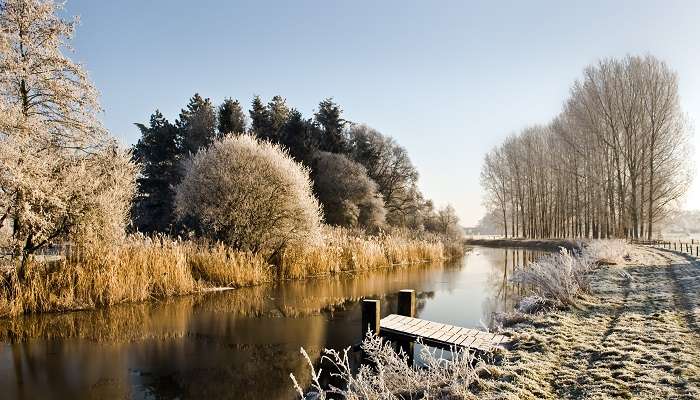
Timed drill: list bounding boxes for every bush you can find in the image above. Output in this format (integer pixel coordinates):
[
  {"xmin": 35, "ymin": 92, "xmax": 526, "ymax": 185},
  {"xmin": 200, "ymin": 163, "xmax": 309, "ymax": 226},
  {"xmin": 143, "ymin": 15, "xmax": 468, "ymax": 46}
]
[
  {"xmin": 312, "ymin": 151, "xmax": 386, "ymax": 229},
  {"xmin": 175, "ymin": 134, "xmax": 322, "ymax": 260}
]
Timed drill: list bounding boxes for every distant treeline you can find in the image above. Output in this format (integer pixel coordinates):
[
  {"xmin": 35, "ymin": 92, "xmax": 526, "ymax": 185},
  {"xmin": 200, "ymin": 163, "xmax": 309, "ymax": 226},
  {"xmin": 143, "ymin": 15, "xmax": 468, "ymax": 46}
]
[
  {"xmin": 133, "ymin": 95, "xmax": 461, "ymax": 238},
  {"xmin": 481, "ymin": 55, "xmax": 691, "ymax": 240}
]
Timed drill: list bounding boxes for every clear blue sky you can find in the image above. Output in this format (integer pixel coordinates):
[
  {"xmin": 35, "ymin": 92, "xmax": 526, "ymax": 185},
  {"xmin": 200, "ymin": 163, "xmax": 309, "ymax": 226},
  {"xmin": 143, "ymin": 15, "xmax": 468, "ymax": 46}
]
[{"xmin": 65, "ymin": 0, "xmax": 700, "ymax": 226}]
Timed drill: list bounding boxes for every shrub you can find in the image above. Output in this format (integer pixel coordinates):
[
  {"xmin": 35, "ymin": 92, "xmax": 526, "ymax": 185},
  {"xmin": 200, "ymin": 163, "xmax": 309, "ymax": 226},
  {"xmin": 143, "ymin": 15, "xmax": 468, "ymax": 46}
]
[
  {"xmin": 292, "ymin": 334, "xmax": 481, "ymax": 399},
  {"xmin": 175, "ymin": 134, "xmax": 323, "ymax": 260},
  {"xmin": 511, "ymin": 239, "xmax": 631, "ymax": 308},
  {"xmin": 312, "ymin": 151, "xmax": 386, "ymax": 229}
]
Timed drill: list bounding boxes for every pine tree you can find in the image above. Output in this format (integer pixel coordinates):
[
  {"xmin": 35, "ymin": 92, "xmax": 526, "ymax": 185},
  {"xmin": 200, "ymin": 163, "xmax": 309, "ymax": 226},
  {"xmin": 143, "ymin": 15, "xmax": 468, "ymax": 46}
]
[
  {"xmin": 218, "ymin": 98, "xmax": 247, "ymax": 134},
  {"xmin": 314, "ymin": 98, "xmax": 348, "ymax": 153},
  {"xmin": 280, "ymin": 109, "xmax": 317, "ymax": 164},
  {"xmin": 132, "ymin": 111, "xmax": 180, "ymax": 233},
  {"xmin": 249, "ymin": 95, "xmax": 272, "ymax": 139},
  {"xmin": 268, "ymin": 95, "xmax": 290, "ymax": 139},
  {"xmin": 176, "ymin": 93, "xmax": 217, "ymax": 156}
]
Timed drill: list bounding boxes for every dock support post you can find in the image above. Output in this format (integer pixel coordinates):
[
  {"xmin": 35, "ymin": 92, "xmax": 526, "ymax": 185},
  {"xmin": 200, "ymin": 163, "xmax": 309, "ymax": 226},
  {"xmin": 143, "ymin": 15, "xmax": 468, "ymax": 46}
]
[
  {"xmin": 398, "ymin": 289, "xmax": 416, "ymax": 318},
  {"xmin": 396, "ymin": 289, "xmax": 416, "ymax": 366},
  {"xmin": 362, "ymin": 299, "xmax": 380, "ymax": 337}
]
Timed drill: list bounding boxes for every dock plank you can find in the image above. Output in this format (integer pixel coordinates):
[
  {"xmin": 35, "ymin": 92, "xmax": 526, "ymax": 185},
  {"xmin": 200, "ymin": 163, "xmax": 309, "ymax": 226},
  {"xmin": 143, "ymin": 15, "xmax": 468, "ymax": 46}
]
[{"xmin": 379, "ymin": 314, "xmax": 508, "ymax": 352}]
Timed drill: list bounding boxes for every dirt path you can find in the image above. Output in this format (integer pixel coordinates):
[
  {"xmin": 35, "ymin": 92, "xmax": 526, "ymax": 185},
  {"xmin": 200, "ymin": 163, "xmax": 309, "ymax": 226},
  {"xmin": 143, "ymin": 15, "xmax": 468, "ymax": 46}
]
[{"xmin": 479, "ymin": 247, "xmax": 700, "ymax": 399}]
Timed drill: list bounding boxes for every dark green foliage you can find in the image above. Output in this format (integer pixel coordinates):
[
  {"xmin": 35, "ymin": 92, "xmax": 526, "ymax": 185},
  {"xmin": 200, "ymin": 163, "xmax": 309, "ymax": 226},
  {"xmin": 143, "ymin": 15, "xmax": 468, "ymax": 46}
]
[
  {"xmin": 249, "ymin": 95, "xmax": 272, "ymax": 140},
  {"xmin": 279, "ymin": 109, "xmax": 318, "ymax": 164},
  {"xmin": 177, "ymin": 93, "xmax": 217, "ymax": 156},
  {"xmin": 132, "ymin": 110, "xmax": 180, "ymax": 233},
  {"xmin": 314, "ymin": 98, "xmax": 347, "ymax": 153},
  {"xmin": 218, "ymin": 98, "xmax": 247, "ymax": 134},
  {"xmin": 133, "ymin": 93, "xmax": 458, "ymax": 235}
]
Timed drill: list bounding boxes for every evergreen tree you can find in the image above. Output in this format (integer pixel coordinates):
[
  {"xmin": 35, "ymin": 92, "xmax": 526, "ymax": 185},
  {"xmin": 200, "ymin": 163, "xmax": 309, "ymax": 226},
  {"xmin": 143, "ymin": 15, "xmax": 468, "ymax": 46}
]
[
  {"xmin": 314, "ymin": 98, "xmax": 348, "ymax": 153},
  {"xmin": 268, "ymin": 95, "xmax": 290, "ymax": 138},
  {"xmin": 249, "ymin": 95, "xmax": 272, "ymax": 140},
  {"xmin": 132, "ymin": 110, "xmax": 181, "ymax": 233},
  {"xmin": 177, "ymin": 93, "xmax": 217, "ymax": 156},
  {"xmin": 280, "ymin": 109, "xmax": 317, "ymax": 164},
  {"xmin": 218, "ymin": 98, "xmax": 247, "ymax": 134}
]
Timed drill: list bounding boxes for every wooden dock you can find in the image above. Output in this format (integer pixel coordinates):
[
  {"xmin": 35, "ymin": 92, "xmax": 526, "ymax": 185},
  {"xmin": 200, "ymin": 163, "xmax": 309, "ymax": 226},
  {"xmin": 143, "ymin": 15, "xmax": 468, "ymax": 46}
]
[
  {"xmin": 379, "ymin": 314, "xmax": 510, "ymax": 352},
  {"xmin": 361, "ymin": 290, "xmax": 510, "ymax": 354}
]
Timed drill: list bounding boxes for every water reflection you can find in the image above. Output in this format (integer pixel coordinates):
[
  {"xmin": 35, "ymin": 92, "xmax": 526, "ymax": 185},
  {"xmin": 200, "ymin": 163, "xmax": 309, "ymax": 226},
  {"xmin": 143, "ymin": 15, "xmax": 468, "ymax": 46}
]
[{"xmin": 0, "ymin": 246, "xmax": 544, "ymax": 399}]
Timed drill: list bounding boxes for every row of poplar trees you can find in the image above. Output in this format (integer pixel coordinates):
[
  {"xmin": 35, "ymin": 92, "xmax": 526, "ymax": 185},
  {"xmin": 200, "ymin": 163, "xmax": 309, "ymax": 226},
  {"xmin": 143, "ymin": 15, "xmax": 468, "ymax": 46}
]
[{"xmin": 481, "ymin": 55, "xmax": 692, "ymax": 240}]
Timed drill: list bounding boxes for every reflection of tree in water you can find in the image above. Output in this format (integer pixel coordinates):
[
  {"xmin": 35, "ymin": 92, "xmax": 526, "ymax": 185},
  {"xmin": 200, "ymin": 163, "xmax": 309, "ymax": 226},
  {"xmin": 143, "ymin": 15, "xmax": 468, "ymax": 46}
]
[
  {"xmin": 0, "ymin": 260, "xmax": 457, "ymax": 399},
  {"xmin": 481, "ymin": 248, "xmax": 548, "ymax": 326}
]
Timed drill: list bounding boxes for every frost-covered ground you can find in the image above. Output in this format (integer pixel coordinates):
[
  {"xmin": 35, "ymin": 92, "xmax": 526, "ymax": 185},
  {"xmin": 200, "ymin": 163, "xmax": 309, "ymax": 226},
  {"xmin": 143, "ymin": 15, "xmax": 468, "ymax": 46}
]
[{"xmin": 478, "ymin": 247, "xmax": 700, "ymax": 399}]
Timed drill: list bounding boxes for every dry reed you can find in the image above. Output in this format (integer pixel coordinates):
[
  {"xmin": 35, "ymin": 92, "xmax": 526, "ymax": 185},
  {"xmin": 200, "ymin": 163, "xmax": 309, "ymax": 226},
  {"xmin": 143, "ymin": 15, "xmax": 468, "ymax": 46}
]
[{"xmin": 0, "ymin": 228, "xmax": 463, "ymax": 317}]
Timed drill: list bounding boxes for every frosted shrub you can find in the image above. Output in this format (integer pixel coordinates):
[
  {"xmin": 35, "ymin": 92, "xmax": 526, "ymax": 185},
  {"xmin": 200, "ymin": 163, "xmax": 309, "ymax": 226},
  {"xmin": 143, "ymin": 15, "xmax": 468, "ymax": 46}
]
[
  {"xmin": 512, "ymin": 240, "xmax": 631, "ymax": 308},
  {"xmin": 175, "ymin": 134, "xmax": 323, "ymax": 260},
  {"xmin": 291, "ymin": 334, "xmax": 480, "ymax": 399}
]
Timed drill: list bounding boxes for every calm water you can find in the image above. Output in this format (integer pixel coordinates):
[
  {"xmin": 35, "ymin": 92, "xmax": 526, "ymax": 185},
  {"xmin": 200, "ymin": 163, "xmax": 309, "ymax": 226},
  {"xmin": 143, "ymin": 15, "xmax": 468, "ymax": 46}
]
[{"xmin": 0, "ymin": 246, "xmax": 544, "ymax": 399}]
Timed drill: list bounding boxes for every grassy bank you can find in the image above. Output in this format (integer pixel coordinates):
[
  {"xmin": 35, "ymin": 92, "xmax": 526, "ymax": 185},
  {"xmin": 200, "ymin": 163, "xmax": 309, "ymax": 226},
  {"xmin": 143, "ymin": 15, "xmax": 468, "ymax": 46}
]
[
  {"xmin": 0, "ymin": 227, "xmax": 463, "ymax": 317},
  {"xmin": 295, "ymin": 240, "xmax": 699, "ymax": 399},
  {"xmin": 465, "ymin": 237, "xmax": 582, "ymax": 252}
]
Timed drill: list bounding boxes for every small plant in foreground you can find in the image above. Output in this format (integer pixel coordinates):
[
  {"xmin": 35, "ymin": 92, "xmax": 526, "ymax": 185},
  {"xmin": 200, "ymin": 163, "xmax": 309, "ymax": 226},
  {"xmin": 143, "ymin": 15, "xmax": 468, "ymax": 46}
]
[{"xmin": 291, "ymin": 334, "xmax": 481, "ymax": 399}]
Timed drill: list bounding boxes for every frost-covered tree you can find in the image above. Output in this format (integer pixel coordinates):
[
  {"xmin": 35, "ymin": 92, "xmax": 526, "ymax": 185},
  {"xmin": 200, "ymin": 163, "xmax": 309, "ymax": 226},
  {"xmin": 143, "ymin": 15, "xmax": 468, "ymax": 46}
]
[
  {"xmin": 176, "ymin": 93, "xmax": 217, "ymax": 156},
  {"xmin": 175, "ymin": 134, "xmax": 322, "ymax": 260},
  {"xmin": 347, "ymin": 124, "xmax": 421, "ymax": 226},
  {"xmin": 480, "ymin": 55, "xmax": 691, "ymax": 239},
  {"xmin": 312, "ymin": 151, "xmax": 385, "ymax": 229},
  {"xmin": 217, "ymin": 97, "xmax": 247, "ymax": 134},
  {"xmin": 0, "ymin": 0, "xmax": 136, "ymax": 268}
]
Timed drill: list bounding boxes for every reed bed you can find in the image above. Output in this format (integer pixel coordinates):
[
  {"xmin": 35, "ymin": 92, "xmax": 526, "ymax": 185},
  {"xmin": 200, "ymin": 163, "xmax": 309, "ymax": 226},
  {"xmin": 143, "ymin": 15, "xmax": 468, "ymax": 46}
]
[
  {"xmin": 0, "ymin": 228, "xmax": 463, "ymax": 317},
  {"xmin": 279, "ymin": 227, "xmax": 449, "ymax": 279}
]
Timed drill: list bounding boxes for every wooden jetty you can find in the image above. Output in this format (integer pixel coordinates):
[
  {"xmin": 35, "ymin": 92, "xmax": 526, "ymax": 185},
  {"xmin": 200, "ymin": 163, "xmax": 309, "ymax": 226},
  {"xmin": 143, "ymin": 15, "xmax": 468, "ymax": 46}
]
[{"xmin": 361, "ymin": 289, "xmax": 510, "ymax": 353}]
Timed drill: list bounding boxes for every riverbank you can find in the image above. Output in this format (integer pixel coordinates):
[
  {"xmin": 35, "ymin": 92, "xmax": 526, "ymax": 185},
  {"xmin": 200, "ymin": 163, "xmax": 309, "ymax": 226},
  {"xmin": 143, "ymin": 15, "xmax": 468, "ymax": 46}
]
[
  {"xmin": 465, "ymin": 237, "xmax": 581, "ymax": 252},
  {"xmin": 477, "ymin": 246, "xmax": 700, "ymax": 399},
  {"xmin": 0, "ymin": 228, "xmax": 463, "ymax": 318}
]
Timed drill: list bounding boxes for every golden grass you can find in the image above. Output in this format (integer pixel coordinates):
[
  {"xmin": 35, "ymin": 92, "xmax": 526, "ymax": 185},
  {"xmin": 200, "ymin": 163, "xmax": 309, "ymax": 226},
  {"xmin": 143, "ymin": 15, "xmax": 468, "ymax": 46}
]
[
  {"xmin": 0, "ymin": 227, "xmax": 464, "ymax": 317},
  {"xmin": 279, "ymin": 227, "xmax": 449, "ymax": 279}
]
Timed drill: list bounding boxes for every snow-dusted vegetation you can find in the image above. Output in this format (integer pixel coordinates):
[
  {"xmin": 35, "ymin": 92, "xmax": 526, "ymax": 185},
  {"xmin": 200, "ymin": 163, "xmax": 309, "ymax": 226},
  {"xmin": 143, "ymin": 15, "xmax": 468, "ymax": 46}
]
[
  {"xmin": 0, "ymin": 0, "xmax": 464, "ymax": 318},
  {"xmin": 292, "ymin": 334, "xmax": 482, "ymax": 400},
  {"xmin": 510, "ymin": 240, "xmax": 632, "ymax": 308}
]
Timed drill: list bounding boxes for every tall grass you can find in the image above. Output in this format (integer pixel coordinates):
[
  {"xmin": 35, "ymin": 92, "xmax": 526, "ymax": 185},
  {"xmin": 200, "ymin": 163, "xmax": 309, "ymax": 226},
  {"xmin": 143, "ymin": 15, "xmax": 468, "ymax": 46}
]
[
  {"xmin": 510, "ymin": 239, "xmax": 632, "ymax": 308},
  {"xmin": 292, "ymin": 334, "xmax": 482, "ymax": 399},
  {"xmin": 279, "ymin": 227, "xmax": 448, "ymax": 279},
  {"xmin": 0, "ymin": 228, "xmax": 463, "ymax": 317}
]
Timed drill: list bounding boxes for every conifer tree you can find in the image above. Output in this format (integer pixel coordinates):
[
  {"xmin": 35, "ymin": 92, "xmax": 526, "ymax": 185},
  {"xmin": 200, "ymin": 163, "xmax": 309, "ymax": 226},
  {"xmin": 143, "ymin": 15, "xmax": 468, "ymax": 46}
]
[
  {"xmin": 132, "ymin": 110, "xmax": 180, "ymax": 233},
  {"xmin": 218, "ymin": 98, "xmax": 247, "ymax": 134},
  {"xmin": 314, "ymin": 98, "xmax": 347, "ymax": 153},
  {"xmin": 176, "ymin": 93, "xmax": 217, "ymax": 156},
  {"xmin": 249, "ymin": 95, "xmax": 272, "ymax": 139}
]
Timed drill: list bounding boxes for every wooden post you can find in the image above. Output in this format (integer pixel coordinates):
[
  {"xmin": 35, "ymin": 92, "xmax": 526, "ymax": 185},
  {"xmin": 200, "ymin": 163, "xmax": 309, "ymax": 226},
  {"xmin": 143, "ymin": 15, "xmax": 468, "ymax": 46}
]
[
  {"xmin": 362, "ymin": 299, "xmax": 380, "ymax": 337},
  {"xmin": 397, "ymin": 289, "xmax": 416, "ymax": 318}
]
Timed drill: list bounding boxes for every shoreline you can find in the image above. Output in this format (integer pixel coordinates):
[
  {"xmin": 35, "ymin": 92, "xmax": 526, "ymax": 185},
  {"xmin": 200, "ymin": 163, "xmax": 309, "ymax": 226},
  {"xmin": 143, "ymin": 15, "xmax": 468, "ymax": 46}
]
[
  {"xmin": 464, "ymin": 237, "xmax": 581, "ymax": 252},
  {"xmin": 476, "ymin": 246, "xmax": 700, "ymax": 398}
]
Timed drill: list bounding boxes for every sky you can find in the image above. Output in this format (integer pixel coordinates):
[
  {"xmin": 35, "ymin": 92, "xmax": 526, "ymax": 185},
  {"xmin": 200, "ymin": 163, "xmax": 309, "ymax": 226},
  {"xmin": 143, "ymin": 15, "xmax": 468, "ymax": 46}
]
[{"xmin": 64, "ymin": 0, "xmax": 700, "ymax": 226}]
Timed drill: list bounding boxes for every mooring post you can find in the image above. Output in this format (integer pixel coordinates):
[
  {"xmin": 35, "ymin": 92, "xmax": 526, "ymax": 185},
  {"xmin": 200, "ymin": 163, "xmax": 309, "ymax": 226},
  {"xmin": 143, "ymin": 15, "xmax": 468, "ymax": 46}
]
[
  {"xmin": 396, "ymin": 289, "xmax": 416, "ymax": 366},
  {"xmin": 398, "ymin": 289, "xmax": 416, "ymax": 318},
  {"xmin": 362, "ymin": 299, "xmax": 380, "ymax": 337}
]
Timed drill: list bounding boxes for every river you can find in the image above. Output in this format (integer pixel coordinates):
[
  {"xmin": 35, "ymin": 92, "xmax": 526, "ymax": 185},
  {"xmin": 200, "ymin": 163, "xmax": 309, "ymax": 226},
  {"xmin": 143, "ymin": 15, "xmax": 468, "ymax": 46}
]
[{"xmin": 0, "ymin": 246, "xmax": 545, "ymax": 399}]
